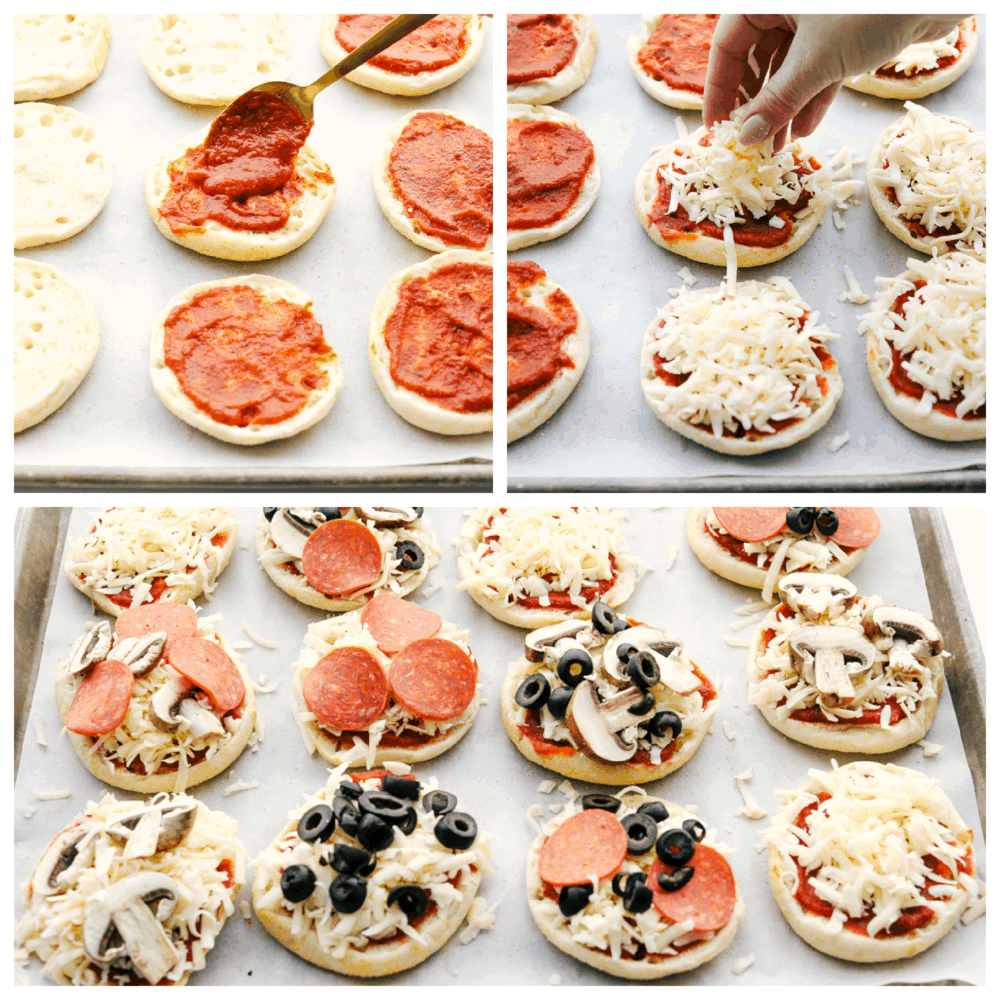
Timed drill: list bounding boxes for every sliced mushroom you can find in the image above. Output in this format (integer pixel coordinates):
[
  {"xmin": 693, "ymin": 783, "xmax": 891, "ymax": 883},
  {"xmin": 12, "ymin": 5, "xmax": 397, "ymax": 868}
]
[
  {"xmin": 862, "ymin": 606, "xmax": 943, "ymax": 675},
  {"xmin": 270, "ymin": 507, "xmax": 323, "ymax": 560},
  {"xmin": 177, "ymin": 697, "xmax": 226, "ymax": 738},
  {"xmin": 357, "ymin": 506, "xmax": 420, "ymax": 527},
  {"xmin": 524, "ymin": 620, "xmax": 595, "ymax": 663},
  {"xmin": 148, "ymin": 676, "xmax": 196, "ymax": 732},
  {"xmin": 778, "ymin": 573, "xmax": 857, "ymax": 622},
  {"xmin": 788, "ymin": 626, "xmax": 878, "ymax": 708},
  {"xmin": 107, "ymin": 632, "xmax": 167, "ymax": 676},
  {"xmin": 107, "ymin": 802, "xmax": 197, "ymax": 858},
  {"xmin": 565, "ymin": 680, "xmax": 656, "ymax": 763},
  {"xmin": 67, "ymin": 622, "xmax": 113, "ymax": 675},
  {"xmin": 83, "ymin": 872, "xmax": 180, "ymax": 984},
  {"xmin": 600, "ymin": 626, "xmax": 696, "ymax": 693},
  {"xmin": 31, "ymin": 819, "xmax": 102, "ymax": 897}
]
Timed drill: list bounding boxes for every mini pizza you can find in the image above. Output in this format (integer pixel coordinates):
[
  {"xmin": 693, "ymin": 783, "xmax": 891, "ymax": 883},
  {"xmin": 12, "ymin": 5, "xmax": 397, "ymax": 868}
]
[
  {"xmin": 501, "ymin": 600, "xmax": 717, "ymax": 785},
  {"xmin": 627, "ymin": 14, "xmax": 719, "ymax": 110},
  {"xmin": 15, "ymin": 14, "xmax": 112, "ymax": 102},
  {"xmin": 368, "ymin": 250, "xmax": 492, "ymax": 436},
  {"xmin": 15, "ymin": 791, "xmax": 244, "ymax": 984},
  {"xmin": 766, "ymin": 761, "xmax": 977, "ymax": 962},
  {"xmin": 319, "ymin": 14, "xmax": 485, "ymax": 97},
  {"xmin": 508, "ymin": 104, "xmax": 601, "ymax": 251},
  {"xmin": 640, "ymin": 279, "xmax": 843, "ymax": 454},
  {"xmin": 527, "ymin": 785, "xmax": 743, "ymax": 978},
  {"xmin": 56, "ymin": 604, "xmax": 256, "ymax": 792},
  {"xmin": 145, "ymin": 95, "xmax": 335, "ymax": 261},
  {"xmin": 64, "ymin": 507, "xmax": 238, "ymax": 616},
  {"xmin": 747, "ymin": 573, "xmax": 944, "ymax": 752},
  {"xmin": 374, "ymin": 109, "xmax": 492, "ymax": 254},
  {"xmin": 150, "ymin": 275, "xmax": 344, "ymax": 445},
  {"xmin": 635, "ymin": 116, "xmax": 860, "ymax": 272},
  {"xmin": 867, "ymin": 102, "xmax": 985, "ymax": 261},
  {"xmin": 256, "ymin": 506, "xmax": 439, "ymax": 613},
  {"xmin": 687, "ymin": 507, "xmax": 880, "ymax": 600},
  {"xmin": 253, "ymin": 767, "xmax": 490, "ymax": 976},
  {"xmin": 456, "ymin": 507, "xmax": 641, "ymax": 629},
  {"xmin": 844, "ymin": 18, "xmax": 978, "ymax": 99},
  {"xmin": 507, "ymin": 260, "xmax": 590, "ymax": 443},
  {"xmin": 860, "ymin": 252, "xmax": 985, "ymax": 441},
  {"xmin": 507, "ymin": 14, "xmax": 597, "ymax": 104},
  {"xmin": 292, "ymin": 595, "xmax": 480, "ymax": 769}
]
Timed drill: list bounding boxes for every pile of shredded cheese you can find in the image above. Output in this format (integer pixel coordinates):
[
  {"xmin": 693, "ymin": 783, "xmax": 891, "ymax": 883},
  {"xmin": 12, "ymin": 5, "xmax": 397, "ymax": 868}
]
[{"xmin": 874, "ymin": 24, "xmax": 963, "ymax": 76}]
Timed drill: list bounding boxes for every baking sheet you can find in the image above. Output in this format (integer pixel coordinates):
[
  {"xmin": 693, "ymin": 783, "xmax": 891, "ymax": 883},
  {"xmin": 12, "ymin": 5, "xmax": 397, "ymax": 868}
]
[
  {"xmin": 13, "ymin": 15, "xmax": 494, "ymax": 488},
  {"xmin": 506, "ymin": 15, "xmax": 986, "ymax": 491},
  {"xmin": 14, "ymin": 507, "xmax": 985, "ymax": 985}
]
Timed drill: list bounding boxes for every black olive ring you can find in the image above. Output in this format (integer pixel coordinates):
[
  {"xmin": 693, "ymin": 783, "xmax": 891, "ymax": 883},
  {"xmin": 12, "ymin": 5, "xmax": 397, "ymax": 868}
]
[
  {"xmin": 387, "ymin": 884, "xmax": 429, "ymax": 921},
  {"xmin": 682, "ymin": 818, "xmax": 706, "ymax": 842},
  {"xmin": 435, "ymin": 811, "xmax": 477, "ymax": 850},
  {"xmin": 297, "ymin": 804, "xmax": 336, "ymax": 843},
  {"xmin": 623, "ymin": 812, "xmax": 658, "ymax": 855},
  {"xmin": 580, "ymin": 793, "xmax": 620, "ymax": 813},
  {"xmin": 591, "ymin": 601, "xmax": 619, "ymax": 635},
  {"xmin": 657, "ymin": 866, "xmax": 695, "ymax": 893},
  {"xmin": 515, "ymin": 673, "xmax": 551, "ymax": 710},
  {"xmin": 395, "ymin": 540, "xmax": 424, "ymax": 571},
  {"xmin": 656, "ymin": 828, "xmax": 695, "ymax": 867},
  {"xmin": 558, "ymin": 884, "xmax": 592, "ymax": 917},
  {"xmin": 556, "ymin": 648, "xmax": 593, "ymax": 687}
]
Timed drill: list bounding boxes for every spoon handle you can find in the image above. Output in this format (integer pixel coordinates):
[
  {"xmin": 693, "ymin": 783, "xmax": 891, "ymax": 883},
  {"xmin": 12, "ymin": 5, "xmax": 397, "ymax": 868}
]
[{"xmin": 303, "ymin": 14, "xmax": 438, "ymax": 103}]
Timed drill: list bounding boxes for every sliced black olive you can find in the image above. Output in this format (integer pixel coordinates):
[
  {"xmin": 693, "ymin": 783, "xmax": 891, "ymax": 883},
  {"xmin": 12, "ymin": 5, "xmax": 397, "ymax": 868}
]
[
  {"xmin": 591, "ymin": 601, "xmax": 618, "ymax": 635},
  {"xmin": 287, "ymin": 509, "xmax": 320, "ymax": 533},
  {"xmin": 785, "ymin": 507, "xmax": 815, "ymax": 535},
  {"xmin": 556, "ymin": 648, "xmax": 593, "ymax": 687},
  {"xmin": 610, "ymin": 619, "xmax": 631, "ymax": 634},
  {"xmin": 331, "ymin": 843, "xmax": 376, "ymax": 877},
  {"xmin": 637, "ymin": 801, "xmax": 669, "ymax": 823},
  {"xmin": 397, "ymin": 806, "xmax": 418, "ymax": 835},
  {"xmin": 616, "ymin": 643, "xmax": 638, "ymax": 664},
  {"xmin": 627, "ymin": 689, "xmax": 656, "ymax": 716},
  {"xmin": 623, "ymin": 883, "xmax": 654, "ymax": 914},
  {"xmin": 558, "ymin": 884, "xmax": 592, "ymax": 917},
  {"xmin": 337, "ymin": 781, "xmax": 363, "ymax": 801},
  {"xmin": 656, "ymin": 828, "xmax": 695, "ymax": 867},
  {"xmin": 357, "ymin": 813, "xmax": 395, "ymax": 852},
  {"xmin": 612, "ymin": 871, "xmax": 646, "ymax": 897},
  {"xmin": 280, "ymin": 863, "xmax": 316, "ymax": 903},
  {"xmin": 329, "ymin": 874, "xmax": 367, "ymax": 913},
  {"xmin": 623, "ymin": 812, "xmax": 658, "ymax": 855},
  {"xmin": 434, "ymin": 811, "xmax": 477, "ymax": 850},
  {"xmin": 381, "ymin": 774, "xmax": 420, "ymax": 801},
  {"xmin": 297, "ymin": 804, "xmax": 336, "ymax": 843},
  {"xmin": 422, "ymin": 790, "xmax": 457, "ymax": 816},
  {"xmin": 515, "ymin": 673, "xmax": 551, "ymax": 710},
  {"xmin": 647, "ymin": 711, "xmax": 682, "ymax": 741},
  {"xmin": 545, "ymin": 685, "xmax": 573, "ymax": 719},
  {"xmin": 413, "ymin": 507, "xmax": 424, "ymax": 518},
  {"xmin": 358, "ymin": 791, "xmax": 411, "ymax": 827},
  {"xmin": 814, "ymin": 507, "xmax": 839, "ymax": 536},
  {"xmin": 387, "ymin": 884, "xmax": 429, "ymax": 921},
  {"xmin": 332, "ymin": 797, "xmax": 361, "ymax": 837},
  {"xmin": 263, "ymin": 507, "xmax": 278, "ymax": 521},
  {"xmin": 626, "ymin": 650, "xmax": 660, "ymax": 689},
  {"xmin": 682, "ymin": 818, "xmax": 706, "ymax": 843},
  {"xmin": 580, "ymin": 793, "xmax": 620, "ymax": 813},
  {"xmin": 394, "ymin": 540, "xmax": 424, "ymax": 571},
  {"xmin": 315, "ymin": 507, "xmax": 342, "ymax": 521},
  {"xmin": 657, "ymin": 866, "xmax": 695, "ymax": 893}
]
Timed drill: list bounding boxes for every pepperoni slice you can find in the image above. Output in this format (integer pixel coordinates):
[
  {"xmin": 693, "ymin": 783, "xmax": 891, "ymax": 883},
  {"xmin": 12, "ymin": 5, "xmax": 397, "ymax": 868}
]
[
  {"xmin": 648, "ymin": 842, "xmax": 736, "ymax": 932},
  {"xmin": 361, "ymin": 594, "xmax": 442, "ymax": 653},
  {"xmin": 830, "ymin": 507, "xmax": 881, "ymax": 549},
  {"xmin": 64, "ymin": 660, "xmax": 133, "ymax": 737},
  {"xmin": 115, "ymin": 602, "xmax": 198, "ymax": 642},
  {"xmin": 302, "ymin": 647, "xmax": 389, "ymax": 730},
  {"xmin": 712, "ymin": 508, "xmax": 789, "ymax": 542},
  {"xmin": 538, "ymin": 809, "xmax": 628, "ymax": 888},
  {"xmin": 164, "ymin": 638, "xmax": 245, "ymax": 712},
  {"xmin": 388, "ymin": 638, "xmax": 477, "ymax": 721},
  {"xmin": 301, "ymin": 520, "xmax": 384, "ymax": 597}
]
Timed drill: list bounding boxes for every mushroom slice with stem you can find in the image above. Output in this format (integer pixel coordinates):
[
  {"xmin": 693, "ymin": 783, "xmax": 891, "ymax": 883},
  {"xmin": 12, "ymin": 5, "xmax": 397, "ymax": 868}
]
[
  {"xmin": 107, "ymin": 801, "xmax": 198, "ymax": 858},
  {"xmin": 601, "ymin": 626, "xmax": 696, "ymax": 693},
  {"xmin": 67, "ymin": 622, "xmax": 113, "ymax": 675},
  {"xmin": 862, "ymin": 606, "xmax": 943, "ymax": 675},
  {"xmin": 107, "ymin": 632, "xmax": 167, "ymax": 675},
  {"xmin": 778, "ymin": 573, "xmax": 857, "ymax": 622},
  {"xmin": 148, "ymin": 676, "xmax": 196, "ymax": 732},
  {"xmin": 565, "ymin": 679, "xmax": 657, "ymax": 763},
  {"xmin": 787, "ymin": 625, "xmax": 878, "ymax": 708},
  {"xmin": 177, "ymin": 697, "xmax": 226, "ymax": 738},
  {"xmin": 270, "ymin": 507, "xmax": 324, "ymax": 560},
  {"xmin": 31, "ymin": 819, "xmax": 102, "ymax": 897},
  {"xmin": 524, "ymin": 620, "xmax": 595, "ymax": 663},
  {"xmin": 357, "ymin": 506, "xmax": 421, "ymax": 527}
]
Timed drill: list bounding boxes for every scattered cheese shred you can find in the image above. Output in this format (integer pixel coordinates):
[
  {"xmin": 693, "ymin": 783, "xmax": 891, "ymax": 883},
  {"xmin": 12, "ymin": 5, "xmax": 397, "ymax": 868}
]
[
  {"xmin": 726, "ymin": 637, "xmax": 752, "ymax": 648},
  {"xmin": 243, "ymin": 623, "xmax": 277, "ymax": 649},
  {"xmin": 735, "ymin": 770, "xmax": 768, "ymax": 820},
  {"xmin": 537, "ymin": 779, "xmax": 557, "ymax": 794},
  {"xmin": 722, "ymin": 720, "xmax": 736, "ymax": 741},
  {"xmin": 842, "ymin": 264, "xmax": 870, "ymax": 304},
  {"xmin": 231, "ymin": 640, "xmax": 254, "ymax": 651},
  {"xmin": 35, "ymin": 714, "xmax": 46, "ymax": 747},
  {"xmin": 960, "ymin": 880, "xmax": 986, "ymax": 925},
  {"xmin": 735, "ymin": 599, "xmax": 772, "ymax": 615},
  {"xmin": 20, "ymin": 805, "xmax": 37, "ymax": 818},
  {"xmin": 665, "ymin": 544, "xmax": 678, "ymax": 569},
  {"xmin": 421, "ymin": 581, "xmax": 443, "ymax": 599},
  {"xmin": 828, "ymin": 431, "xmax": 850, "ymax": 453},
  {"xmin": 730, "ymin": 615, "xmax": 761, "ymax": 632},
  {"xmin": 917, "ymin": 738, "xmax": 943, "ymax": 757},
  {"xmin": 458, "ymin": 897, "xmax": 499, "ymax": 944},
  {"xmin": 526, "ymin": 803, "xmax": 545, "ymax": 834},
  {"xmin": 222, "ymin": 778, "xmax": 259, "ymax": 797},
  {"xmin": 32, "ymin": 788, "xmax": 71, "ymax": 800},
  {"xmin": 733, "ymin": 953, "xmax": 755, "ymax": 975}
]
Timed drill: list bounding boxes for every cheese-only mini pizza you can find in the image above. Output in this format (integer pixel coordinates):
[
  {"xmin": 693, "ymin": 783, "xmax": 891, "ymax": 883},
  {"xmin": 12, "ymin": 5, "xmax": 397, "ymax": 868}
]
[
  {"xmin": 507, "ymin": 260, "xmax": 590, "ymax": 444},
  {"xmin": 256, "ymin": 506, "xmax": 439, "ymax": 614},
  {"xmin": 369, "ymin": 250, "xmax": 492, "ymax": 435},
  {"xmin": 150, "ymin": 275, "xmax": 344, "ymax": 445},
  {"xmin": 501, "ymin": 600, "xmax": 717, "ymax": 785},
  {"xmin": 15, "ymin": 14, "xmax": 112, "ymax": 102},
  {"xmin": 64, "ymin": 507, "xmax": 239, "ymax": 616},
  {"xmin": 844, "ymin": 18, "xmax": 978, "ymax": 99},
  {"xmin": 860, "ymin": 252, "xmax": 985, "ymax": 441},
  {"xmin": 508, "ymin": 104, "xmax": 601, "ymax": 251},
  {"xmin": 687, "ymin": 507, "xmax": 880, "ymax": 601},
  {"xmin": 456, "ymin": 507, "xmax": 642, "ymax": 629},
  {"xmin": 15, "ymin": 791, "xmax": 244, "ymax": 984},
  {"xmin": 640, "ymin": 279, "xmax": 843, "ymax": 455},
  {"xmin": 56, "ymin": 604, "xmax": 256, "ymax": 792},
  {"xmin": 766, "ymin": 761, "xmax": 977, "ymax": 962},
  {"xmin": 320, "ymin": 15, "xmax": 485, "ymax": 97},
  {"xmin": 747, "ymin": 573, "xmax": 944, "ymax": 753},
  {"xmin": 292, "ymin": 595, "xmax": 480, "ymax": 769},
  {"xmin": 145, "ymin": 92, "xmax": 335, "ymax": 261},
  {"xmin": 635, "ymin": 116, "xmax": 860, "ymax": 275},
  {"xmin": 527, "ymin": 785, "xmax": 743, "ymax": 978},
  {"xmin": 867, "ymin": 102, "xmax": 985, "ymax": 261},
  {"xmin": 627, "ymin": 14, "xmax": 719, "ymax": 110},
  {"xmin": 253, "ymin": 767, "xmax": 491, "ymax": 976},
  {"xmin": 373, "ymin": 109, "xmax": 492, "ymax": 253},
  {"xmin": 507, "ymin": 14, "xmax": 597, "ymax": 104}
]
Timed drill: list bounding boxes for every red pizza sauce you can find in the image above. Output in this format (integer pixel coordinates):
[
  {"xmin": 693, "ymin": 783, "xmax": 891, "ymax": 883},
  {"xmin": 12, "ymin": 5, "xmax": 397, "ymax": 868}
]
[
  {"xmin": 388, "ymin": 112, "xmax": 492, "ymax": 250},
  {"xmin": 516, "ymin": 555, "xmax": 618, "ymax": 609},
  {"xmin": 334, "ymin": 14, "xmax": 469, "ymax": 73},
  {"xmin": 508, "ymin": 119, "xmax": 594, "ymax": 230},
  {"xmin": 159, "ymin": 91, "xmax": 322, "ymax": 234},
  {"xmin": 163, "ymin": 285, "xmax": 334, "ymax": 427},
  {"xmin": 384, "ymin": 261, "xmax": 492, "ymax": 414},
  {"xmin": 106, "ymin": 576, "xmax": 168, "ymax": 610},
  {"xmin": 789, "ymin": 697, "xmax": 906, "ymax": 726},
  {"xmin": 881, "ymin": 170, "xmax": 970, "ymax": 248},
  {"xmin": 507, "ymin": 261, "xmax": 577, "ymax": 410},
  {"xmin": 637, "ymin": 15, "xmax": 719, "ymax": 93},
  {"xmin": 705, "ymin": 522, "xmax": 857, "ymax": 571},
  {"xmin": 876, "ymin": 28, "xmax": 965, "ymax": 79},
  {"xmin": 507, "ymin": 14, "xmax": 577, "ymax": 84}
]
